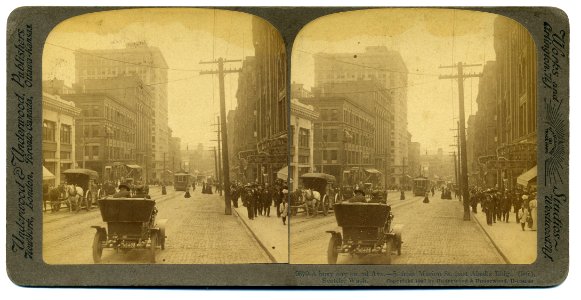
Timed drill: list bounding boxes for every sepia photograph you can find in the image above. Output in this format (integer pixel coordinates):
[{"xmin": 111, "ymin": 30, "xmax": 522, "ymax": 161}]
[
  {"xmin": 41, "ymin": 8, "xmax": 288, "ymax": 264},
  {"xmin": 289, "ymin": 8, "xmax": 538, "ymax": 265}
]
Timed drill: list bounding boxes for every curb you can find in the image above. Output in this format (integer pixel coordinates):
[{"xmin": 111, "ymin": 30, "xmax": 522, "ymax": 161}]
[
  {"xmin": 231, "ymin": 206, "xmax": 278, "ymax": 263},
  {"xmin": 470, "ymin": 209, "xmax": 511, "ymax": 264}
]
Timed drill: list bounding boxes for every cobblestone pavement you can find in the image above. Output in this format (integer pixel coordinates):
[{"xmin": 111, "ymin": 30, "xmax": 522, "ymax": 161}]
[
  {"xmin": 471, "ymin": 204, "xmax": 537, "ymax": 264},
  {"xmin": 43, "ymin": 186, "xmax": 271, "ymax": 264},
  {"xmin": 290, "ymin": 191, "xmax": 506, "ymax": 264}
]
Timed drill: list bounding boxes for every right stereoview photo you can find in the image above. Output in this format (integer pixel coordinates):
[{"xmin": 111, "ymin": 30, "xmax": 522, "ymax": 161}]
[{"xmin": 289, "ymin": 8, "xmax": 537, "ymax": 265}]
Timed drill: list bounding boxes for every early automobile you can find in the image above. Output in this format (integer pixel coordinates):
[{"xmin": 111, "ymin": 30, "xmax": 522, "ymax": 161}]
[
  {"xmin": 92, "ymin": 197, "xmax": 167, "ymax": 263},
  {"xmin": 300, "ymin": 172, "xmax": 337, "ymax": 216},
  {"xmin": 62, "ymin": 168, "xmax": 100, "ymax": 211},
  {"xmin": 326, "ymin": 202, "xmax": 403, "ymax": 264}
]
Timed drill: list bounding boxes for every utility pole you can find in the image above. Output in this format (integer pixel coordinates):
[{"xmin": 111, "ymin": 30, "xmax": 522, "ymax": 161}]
[
  {"xmin": 440, "ymin": 62, "xmax": 482, "ymax": 221},
  {"xmin": 200, "ymin": 58, "xmax": 241, "ymax": 215},
  {"xmin": 216, "ymin": 116, "xmax": 223, "ymax": 196},
  {"xmin": 213, "ymin": 147, "xmax": 219, "ymax": 184},
  {"xmin": 162, "ymin": 152, "xmax": 167, "ymax": 195}
]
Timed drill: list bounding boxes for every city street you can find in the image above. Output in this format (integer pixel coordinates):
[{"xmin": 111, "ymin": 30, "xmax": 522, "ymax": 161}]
[
  {"xmin": 43, "ymin": 186, "xmax": 272, "ymax": 264},
  {"xmin": 290, "ymin": 191, "xmax": 506, "ymax": 264}
]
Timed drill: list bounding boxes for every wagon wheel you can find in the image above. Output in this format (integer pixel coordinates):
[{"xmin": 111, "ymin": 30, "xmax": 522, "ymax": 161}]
[
  {"xmin": 85, "ymin": 191, "xmax": 93, "ymax": 211},
  {"xmin": 92, "ymin": 232, "xmax": 104, "ymax": 263},
  {"xmin": 149, "ymin": 232, "xmax": 158, "ymax": 263},
  {"xmin": 327, "ymin": 234, "xmax": 342, "ymax": 264},
  {"xmin": 384, "ymin": 240, "xmax": 392, "ymax": 264},
  {"xmin": 321, "ymin": 195, "xmax": 329, "ymax": 216}
]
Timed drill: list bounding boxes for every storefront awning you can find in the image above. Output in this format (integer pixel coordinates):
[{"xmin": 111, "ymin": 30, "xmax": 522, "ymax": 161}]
[
  {"xmin": 364, "ymin": 168, "xmax": 382, "ymax": 175},
  {"xmin": 43, "ymin": 166, "xmax": 55, "ymax": 180},
  {"xmin": 276, "ymin": 166, "xmax": 288, "ymax": 180},
  {"xmin": 126, "ymin": 164, "xmax": 142, "ymax": 169},
  {"xmin": 517, "ymin": 166, "xmax": 537, "ymax": 186}
]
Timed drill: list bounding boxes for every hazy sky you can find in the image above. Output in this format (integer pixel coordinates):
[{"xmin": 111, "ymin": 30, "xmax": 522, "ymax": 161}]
[
  {"xmin": 43, "ymin": 8, "xmax": 256, "ymax": 151},
  {"xmin": 291, "ymin": 8, "xmax": 499, "ymax": 155}
]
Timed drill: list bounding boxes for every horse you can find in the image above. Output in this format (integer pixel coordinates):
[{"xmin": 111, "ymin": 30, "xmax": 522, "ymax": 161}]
[{"xmin": 302, "ymin": 188, "xmax": 321, "ymax": 217}]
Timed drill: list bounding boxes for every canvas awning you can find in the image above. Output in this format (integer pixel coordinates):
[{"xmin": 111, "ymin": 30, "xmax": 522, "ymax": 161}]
[
  {"xmin": 125, "ymin": 164, "xmax": 142, "ymax": 169},
  {"xmin": 517, "ymin": 166, "xmax": 537, "ymax": 186},
  {"xmin": 43, "ymin": 166, "xmax": 55, "ymax": 180},
  {"xmin": 276, "ymin": 166, "xmax": 288, "ymax": 181},
  {"xmin": 364, "ymin": 168, "xmax": 382, "ymax": 175}
]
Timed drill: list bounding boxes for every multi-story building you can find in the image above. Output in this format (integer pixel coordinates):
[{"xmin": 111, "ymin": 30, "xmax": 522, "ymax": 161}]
[
  {"xmin": 74, "ymin": 41, "xmax": 169, "ymax": 181},
  {"xmin": 300, "ymin": 95, "xmax": 375, "ymax": 186},
  {"xmin": 252, "ymin": 18, "xmax": 288, "ymax": 184},
  {"xmin": 42, "ymin": 92, "xmax": 81, "ymax": 185},
  {"xmin": 228, "ymin": 57, "xmax": 260, "ymax": 183},
  {"xmin": 408, "ymin": 141, "xmax": 421, "ymax": 178},
  {"xmin": 312, "ymin": 80, "xmax": 393, "ymax": 187},
  {"xmin": 493, "ymin": 16, "xmax": 537, "ymax": 190},
  {"xmin": 73, "ymin": 76, "xmax": 154, "ymax": 181},
  {"xmin": 61, "ymin": 92, "xmax": 137, "ymax": 180},
  {"xmin": 290, "ymin": 98, "xmax": 319, "ymax": 189},
  {"xmin": 313, "ymin": 46, "xmax": 408, "ymax": 185},
  {"xmin": 169, "ymin": 136, "xmax": 182, "ymax": 174}
]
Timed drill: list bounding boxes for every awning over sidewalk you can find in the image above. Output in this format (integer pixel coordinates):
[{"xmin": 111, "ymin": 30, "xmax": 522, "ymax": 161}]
[
  {"xmin": 43, "ymin": 166, "xmax": 55, "ymax": 180},
  {"xmin": 276, "ymin": 166, "xmax": 288, "ymax": 181},
  {"xmin": 364, "ymin": 168, "xmax": 382, "ymax": 175},
  {"xmin": 126, "ymin": 164, "xmax": 142, "ymax": 169},
  {"xmin": 517, "ymin": 166, "xmax": 537, "ymax": 186}
]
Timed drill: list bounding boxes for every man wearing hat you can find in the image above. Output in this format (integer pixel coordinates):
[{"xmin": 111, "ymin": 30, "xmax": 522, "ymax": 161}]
[
  {"xmin": 113, "ymin": 183, "xmax": 132, "ymax": 198},
  {"xmin": 133, "ymin": 185, "xmax": 151, "ymax": 199},
  {"xmin": 349, "ymin": 188, "xmax": 367, "ymax": 203}
]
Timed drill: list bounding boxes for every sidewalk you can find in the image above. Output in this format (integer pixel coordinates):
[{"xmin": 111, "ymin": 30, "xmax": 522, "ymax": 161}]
[
  {"xmin": 471, "ymin": 204, "xmax": 537, "ymax": 264},
  {"xmin": 232, "ymin": 203, "xmax": 289, "ymax": 263}
]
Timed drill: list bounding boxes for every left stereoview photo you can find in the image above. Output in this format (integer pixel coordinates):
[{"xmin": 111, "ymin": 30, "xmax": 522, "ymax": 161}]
[{"xmin": 41, "ymin": 8, "xmax": 288, "ymax": 264}]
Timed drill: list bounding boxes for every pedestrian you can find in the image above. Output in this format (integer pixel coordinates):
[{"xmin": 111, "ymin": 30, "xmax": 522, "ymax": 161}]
[
  {"xmin": 423, "ymin": 191, "xmax": 430, "ymax": 203},
  {"xmin": 263, "ymin": 184, "xmax": 272, "ymax": 217},
  {"xmin": 242, "ymin": 185, "xmax": 255, "ymax": 220},
  {"xmin": 280, "ymin": 197, "xmax": 288, "ymax": 225},
  {"xmin": 483, "ymin": 191, "xmax": 493, "ymax": 226},
  {"xmin": 518, "ymin": 205, "xmax": 530, "ymax": 231},
  {"xmin": 400, "ymin": 189, "xmax": 405, "ymax": 200},
  {"xmin": 231, "ymin": 184, "xmax": 239, "ymax": 208}
]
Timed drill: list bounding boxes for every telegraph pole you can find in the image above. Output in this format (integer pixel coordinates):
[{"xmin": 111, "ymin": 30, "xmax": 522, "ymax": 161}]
[
  {"xmin": 213, "ymin": 147, "xmax": 219, "ymax": 184},
  {"xmin": 162, "ymin": 152, "xmax": 167, "ymax": 195},
  {"xmin": 216, "ymin": 116, "xmax": 223, "ymax": 196},
  {"xmin": 200, "ymin": 58, "xmax": 241, "ymax": 215},
  {"xmin": 440, "ymin": 62, "xmax": 482, "ymax": 221}
]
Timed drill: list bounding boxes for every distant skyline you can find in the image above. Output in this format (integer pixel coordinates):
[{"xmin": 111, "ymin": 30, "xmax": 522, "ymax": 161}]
[
  {"xmin": 292, "ymin": 8, "xmax": 500, "ymax": 155},
  {"xmin": 42, "ymin": 8, "xmax": 257, "ymax": 151}
]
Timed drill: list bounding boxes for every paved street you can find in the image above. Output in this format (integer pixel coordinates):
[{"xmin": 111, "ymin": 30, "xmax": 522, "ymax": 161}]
[
  {"xmin": 43, "ymin": 186, "xmax": 271, "ymax": 264},
  {"xmin": 290, "ymin": 191, "xmax": 506, "ymax": 264}
]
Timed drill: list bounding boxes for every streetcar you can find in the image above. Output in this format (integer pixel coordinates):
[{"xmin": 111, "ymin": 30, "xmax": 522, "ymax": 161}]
[
  {"xmin": 174, "ymin": 172, "xmax": 194, "ymax": 191},
  {"xmin": 412, "ymin": 176, "xmax": 429, "ymax": 196}
]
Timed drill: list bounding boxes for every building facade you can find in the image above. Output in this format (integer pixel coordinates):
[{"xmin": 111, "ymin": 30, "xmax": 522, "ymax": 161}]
[
  {"xmin": 493, "ymin": 16, "xmax": 537, "ymax": 190},
  {"xmin": 61, "ymin": 93, "xmax": 137, "ymax": 181},
  {"xmin": 42, "ymin": 93, "xmax": 81, "ymax": 186},
  {"xmin": 300, "ymin": 96, "xmax": 375, "ymax": 186},
  {"xmin": 313, "ymin": 46, "xmax": 408, "ymax": 185},
  {"xmin": 228, "ymin": 57, "xmax": 260, "ymax": 183},
  {"xmin": 290, "ymin": 98, "xmax": 319, "ymax": 189},
  {"xmin": 74, "ymin": 41, "xmax": 169, "ymax": 181},
  {"xmin": 252, "ymin": 18, "xmax": 288, "ymax": 184}
]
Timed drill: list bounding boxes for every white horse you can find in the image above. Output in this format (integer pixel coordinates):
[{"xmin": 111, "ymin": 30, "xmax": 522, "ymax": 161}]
[{"xmin": 302, "ymin": 188, "xmax": 321, "ymax": 216}]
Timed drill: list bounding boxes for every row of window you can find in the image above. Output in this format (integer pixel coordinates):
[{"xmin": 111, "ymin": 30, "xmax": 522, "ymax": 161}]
[
  {"xmin": 81, "ymin": 125, "xmax": 135, "ymax": 143},
  {"xmin": 42, "ymin": 150, "xmax": 71, "ymax": 160},
  {"xmin": 42, "ymin": 120, "xmax": 72, "ymax": 144},
  {"xmin": 83, "ymin": 145, "xmax": 134, "ymax": 160}
]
